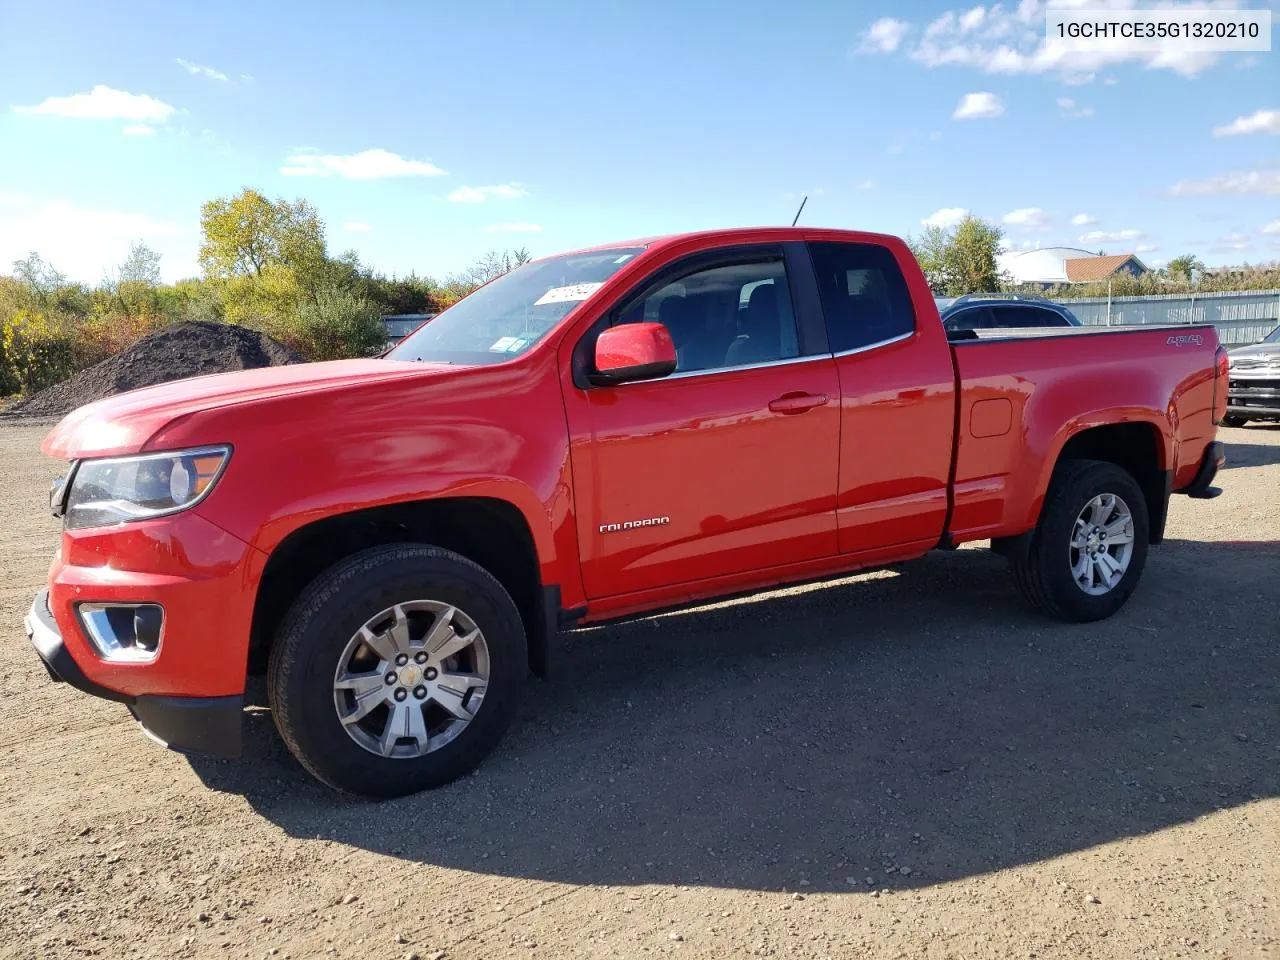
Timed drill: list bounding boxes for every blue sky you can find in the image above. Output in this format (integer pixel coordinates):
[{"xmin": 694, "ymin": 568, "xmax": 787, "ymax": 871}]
[{"xmin": 0, "ymin": 0, "xmax": 1276, "ymax": 283}]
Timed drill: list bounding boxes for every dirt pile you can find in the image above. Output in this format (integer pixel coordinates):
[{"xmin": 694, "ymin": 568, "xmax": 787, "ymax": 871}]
[{"xmin": 8, "ymin": 321, "xmax": 302, "ymax": 418}]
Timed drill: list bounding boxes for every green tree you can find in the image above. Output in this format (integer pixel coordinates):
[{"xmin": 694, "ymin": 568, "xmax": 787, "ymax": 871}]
[
  {"xmin": 115, "ymin": 241, "xmax": 162, "ymax": 287},
  {"xmin": 275, "ymin": 284, "xmax": 386, "ymax": 360},
  {"xmin": 908, "ymin": 226, "xmax": 950, "ymax": 293},
  {"xmin": 198, "ymin": 189, "xmax": 326, "ymax": 283},
  {"xmin": 11, "ymin": 252, "xmax": 66, "ymax": 308},
  {"xmin": 943, "ymin": 215, "xmax": 1004, "ymax": 295},
  {"xmin": 909, "ymin": 216, "xmax": 1004, "ymax": 295},
  {"xmin": 1166, "ymin": 254, "xmax": 1204, "ymax": 282}
]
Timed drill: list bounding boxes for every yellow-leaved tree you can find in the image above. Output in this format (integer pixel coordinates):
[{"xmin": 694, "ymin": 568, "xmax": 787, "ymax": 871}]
[{"xmin": 198, "ymin": 189, "xmax": 327, "ymax": 325}]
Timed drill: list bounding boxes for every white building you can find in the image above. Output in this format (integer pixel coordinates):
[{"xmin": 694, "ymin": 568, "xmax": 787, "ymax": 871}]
[{"xmin": 999, "ymin": 246, "xmax": 1149, "ymax": 288}]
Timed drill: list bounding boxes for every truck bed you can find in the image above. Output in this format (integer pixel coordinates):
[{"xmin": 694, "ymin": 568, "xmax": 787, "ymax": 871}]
[
  {"xmin": 950, "ymin": 323, "xmax": 1216, "ymax": 342},
  {"xmin": 945, "ymin": 322, "xmax": 1221, "ymax": 544}
]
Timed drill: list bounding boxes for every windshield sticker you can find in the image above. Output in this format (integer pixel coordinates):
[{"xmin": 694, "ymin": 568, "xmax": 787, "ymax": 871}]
[
  {"xmin": 489, "ymin": 336, "xmax": 523, "ymax": 352},
  {"xmin": 534, "ymin": 282, "xmax": 604, "ymax": 306}
]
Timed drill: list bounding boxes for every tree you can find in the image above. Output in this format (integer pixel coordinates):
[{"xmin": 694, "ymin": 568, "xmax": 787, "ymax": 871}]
[
  {"xmin": 11, "ymin": 252, "xmax": 66, "ymax": 306},
  {"xmin": 275, "ymin": 284, "xmax": 387, "ymax": 361},
  {"xmin": 908, "ymin": 215, "xmax": 1004, "ymax": 295},
  {"xmin": 455, "ymin": 248, "xmax": 532, "ymax": 287},
  {"xmin": 198, "ymin": 189, "xmax": 326, "ymax": 283},
  {"xmin": 943, "ymin": 215, "xmax": 1004, "ymax": 295},
  {"xmin": 1166, "ymin": 254, "xmax": 1204, "ymax": 283},
  {"xmin": 908, "ymin": 226, "xmax": 950, "ymax": 293},
  {"xmin": 115, "ymin": 241, "xmax": 162, "ymax": 287}
]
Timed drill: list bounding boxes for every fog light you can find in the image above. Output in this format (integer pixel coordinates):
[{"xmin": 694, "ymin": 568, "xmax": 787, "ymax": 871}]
[{"xmin": 76, "ymin": 603, "xmax": 164, "ymax": 662}]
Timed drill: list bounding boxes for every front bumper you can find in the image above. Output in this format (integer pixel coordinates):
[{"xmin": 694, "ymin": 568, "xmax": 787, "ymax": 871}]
[
  {"xmin": 26, "ymin": 590, "xmax": 243, "ymax": 757},
  {"xmin": 26, "ymin": 508, "xmax": 262, "ymax": 760},
  {"xmin": 1227, "ymin": 378, "xmax": 1280, "ymax": 418}
]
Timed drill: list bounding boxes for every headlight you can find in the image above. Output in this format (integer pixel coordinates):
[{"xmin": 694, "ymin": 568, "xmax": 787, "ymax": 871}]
[{"xmin": 63, "ymin": 446, "xmax": 231, "ymax": 530}]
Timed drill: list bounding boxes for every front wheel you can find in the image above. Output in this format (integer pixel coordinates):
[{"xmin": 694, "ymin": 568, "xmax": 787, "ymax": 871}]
[
  {"xmin": 1010, "ymin": 460, "xmax": 1149, "ymax": 622},
  {"xmin": 267, "ymin": 544, "xmax": 526, "ymax": 797},
  {"xmin": 1221, "ymin": 415, "xmax": 1249, "ymax": 428}
]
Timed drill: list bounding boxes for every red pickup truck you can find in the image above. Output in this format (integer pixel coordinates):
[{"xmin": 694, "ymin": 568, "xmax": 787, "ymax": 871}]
[{"xmin": 26, "ymin": 227, "xmax": 1228, "ymax": 797}]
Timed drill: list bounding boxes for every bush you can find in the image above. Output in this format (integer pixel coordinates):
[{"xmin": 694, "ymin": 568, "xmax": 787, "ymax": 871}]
[
  {"xmin": 259, "ymin": 285, "xmax": 386, "ymax": 361},
  {"xmin": 1, "ymin": 310, "xmax": 78, "ymax": 396}
]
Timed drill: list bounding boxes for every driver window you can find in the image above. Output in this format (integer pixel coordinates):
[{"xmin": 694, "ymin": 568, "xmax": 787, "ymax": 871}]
[{"xmin": 622, "ymin": 260, "xmax": 800, "ymax": 373}]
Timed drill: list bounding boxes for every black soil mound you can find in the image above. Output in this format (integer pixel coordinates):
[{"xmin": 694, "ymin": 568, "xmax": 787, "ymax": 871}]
[{"xmin": 10, "ymin": 321, "xmax": 302, "ymax": 418}]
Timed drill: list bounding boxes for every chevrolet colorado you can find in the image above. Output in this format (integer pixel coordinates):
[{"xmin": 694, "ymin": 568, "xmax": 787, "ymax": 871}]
[{"xmin": 25, "ymin": 227, "xmax": 1229, "ymax": 797}]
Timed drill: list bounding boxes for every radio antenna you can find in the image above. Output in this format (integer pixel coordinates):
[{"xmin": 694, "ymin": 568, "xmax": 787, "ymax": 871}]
[{"xmin": 790, "ymin": 195, "xmax": 808, "ymax": 227}]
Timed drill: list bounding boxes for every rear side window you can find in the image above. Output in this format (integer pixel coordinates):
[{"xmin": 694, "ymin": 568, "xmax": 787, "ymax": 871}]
[
  {"xmin": 807, "ymin": 242, "xmax": 915, "ymax": 353},
  {"xmin": 990, "ymin": 305, "xmax": 1069, "ymax": 328},
  {"xmin": 946, "ymin": 307, "xmax": 995, "ymax": 331}
]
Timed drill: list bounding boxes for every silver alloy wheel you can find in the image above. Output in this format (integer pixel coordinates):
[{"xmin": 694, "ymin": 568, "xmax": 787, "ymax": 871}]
[
  {"xmin": 1068, "ymin": 492, "xmax": 1135, "ymax": 596},
  {"xmin": 332, "ymin": 600, "xmax": 490, "ymax": 759}
]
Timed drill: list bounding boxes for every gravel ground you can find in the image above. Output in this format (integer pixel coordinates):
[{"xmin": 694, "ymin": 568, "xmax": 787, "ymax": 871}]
[{"xmin": 0, "ymin": 422, "xmax": 1276, "ymax": 960}]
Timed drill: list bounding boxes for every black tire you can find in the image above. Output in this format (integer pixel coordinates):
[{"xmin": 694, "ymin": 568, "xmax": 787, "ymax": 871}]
[
  {"xmin": 267, "ymin": 544, "xmax": 526, "ymax": 797},
  {"xmin": 1221, "ymin": 415, "xmax": 1249, "ymax": 428},
  {"xmin": 1010, "ymin": 459, "xmax": 1149, "ymax": 623}
]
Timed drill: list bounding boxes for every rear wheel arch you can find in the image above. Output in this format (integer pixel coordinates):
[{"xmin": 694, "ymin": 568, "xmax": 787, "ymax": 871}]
[
  {"xmin": 1033, "ymin": 420, "xmax": 1169, "ymax": 543},
  {"xmin": 249, "ymin": 496, "xmax": 553, "ymax": 681}
]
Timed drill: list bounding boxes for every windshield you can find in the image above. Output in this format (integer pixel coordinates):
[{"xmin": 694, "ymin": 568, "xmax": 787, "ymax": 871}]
[
  {"xmin": 387, "ymin": 247, "xmax": 646, "ymax": 365},
  {"xmin": 1264, "ymin": 325, "xmax": 1280, "ymax": 344}
]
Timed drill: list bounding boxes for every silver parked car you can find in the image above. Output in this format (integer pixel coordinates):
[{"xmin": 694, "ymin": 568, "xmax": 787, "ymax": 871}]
[{"xmin": 1224, "ymin": 324, "xmax": 1280, "ymax": 426}]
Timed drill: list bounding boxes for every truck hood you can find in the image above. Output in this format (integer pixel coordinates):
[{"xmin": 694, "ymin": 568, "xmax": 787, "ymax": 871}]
[
  {"xmin": 1228, "ymin": 341, "xmax": 1280, "ymax": 362},
  {"xmin": 42, "ymin": 358, "xmax": 454, "ymax": 460}
]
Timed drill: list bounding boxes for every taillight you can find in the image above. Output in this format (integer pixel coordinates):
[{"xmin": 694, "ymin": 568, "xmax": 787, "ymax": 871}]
[{"xmin": 1212, "ymin": 345, "xmax": 1229, "ymax": 425}]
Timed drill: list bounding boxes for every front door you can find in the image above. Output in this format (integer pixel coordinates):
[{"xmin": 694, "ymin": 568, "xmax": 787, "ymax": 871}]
[{"xmin": 562, "ymin": 246, "xmax": 841, "ymax": 601}]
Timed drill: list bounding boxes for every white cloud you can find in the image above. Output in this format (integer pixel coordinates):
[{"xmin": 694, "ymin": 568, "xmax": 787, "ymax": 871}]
[
  {"xmin": 892, "ymin": 0, "xmax": 1233, "ymax": 81},
  {"xmin": 953, "ymin": 92, "xmax": 1003, "ymax": 119},
  {"xmin": 859, "ymin": 17, "xmax": 911, "ymax": 53},
  {"xmin": 1134, "ymin": 243, "xmax": 1158, "ymax": 253},
  {"xmin": 1168, "ymin": 170, "xmax": 1280, "ymax": 197},
  {"xmin": 1262, "ymin": 220, "xmax": 1280, "ymax": 235},
  {"xmin": 958, "ymin": 6, "xmax": 986, "ymax": 32},
  {"xmin": 13, "ymin": 85, "xmax": 176, "ymax": 123},
  {"xmin": 1079, "ymin": 228, "xmax": 1144, "ymax": 244},
  {"xmin": 122, "ymin": 124, "xmax": 155, "ymax": 137},
  {"xmin": 0, "ymin": 198, "xmax": 191, "ymax": 283},
  {"xmin": 1213, "ymin": 109, "xmax": 1280, "ymax": 137},
  {"xmin": 921, "ymin": 207, "xmax": 969, "ymax": 229},
  {"xmin": 448, "ymin": 182, "xmax": 528, "ymax": 203},
  {"xmin": 281, "ymin": 148, "xmax": 446, "ymax": 179},
  {"xmin": 1212, "ymin": 232, "xmax": 1250, "ymax": 252},
  {"xmin": 341, "ymin": 221, "xmax": 371, "ymax": 232},
  {"xmin": 175, "ymin": 58, "xmax": 229, "ymax": 82},
  {"xmin": 485, "ymin": 223, "xmax": 543, "ymax": 234},
  {"xmin": 1056, "ymin": 96, "xmax": 1094, "ymax": 118},
  {"xmin": 1070, "ymin": 213, "xmax": 1097, "ymax": 226},
  {"xmin": 855, "ymin": 180, "xmax": 874, "ymax": 190},
  {"xmin": 1003, "ymin": 207, "xmax": 1050, "ymax": 231}
]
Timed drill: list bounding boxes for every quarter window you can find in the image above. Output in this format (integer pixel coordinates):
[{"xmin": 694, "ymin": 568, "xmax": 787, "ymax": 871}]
[{"xmin": 807, "ymin": 242, "xmax": 915, "ymax": 353}]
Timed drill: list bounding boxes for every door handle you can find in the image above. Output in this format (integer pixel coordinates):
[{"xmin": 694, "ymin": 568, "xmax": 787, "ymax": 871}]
[{"xmin": 768, "ymin": 392, "xmax": 829, "ymax": 415}]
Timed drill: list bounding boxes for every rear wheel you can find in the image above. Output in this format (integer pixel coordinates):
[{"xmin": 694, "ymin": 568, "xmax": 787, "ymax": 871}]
[
  {"xmin": 1010, "ymin": 460, "xmax": 1149, "ymax": 622},
  {"xmin": 1221, "ymin": 415, "xmax": 1249, "ymax": 428},
  {"xmin": 268, "ymin": 544, "xmax": 526, "ymax": 797}
]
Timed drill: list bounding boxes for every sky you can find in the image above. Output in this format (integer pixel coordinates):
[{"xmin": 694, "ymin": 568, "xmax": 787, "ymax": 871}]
[{"xmin": 0, "ymin": 0, "xmax": 1277, "ymax": 284}]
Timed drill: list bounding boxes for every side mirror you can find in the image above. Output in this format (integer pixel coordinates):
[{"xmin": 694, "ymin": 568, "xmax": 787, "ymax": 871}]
[{"xmin": 591, "ymin": 322, "xmax": 677, "ymax": 385}]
